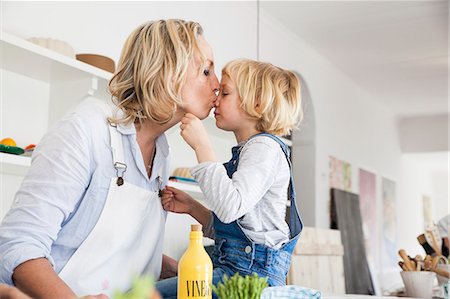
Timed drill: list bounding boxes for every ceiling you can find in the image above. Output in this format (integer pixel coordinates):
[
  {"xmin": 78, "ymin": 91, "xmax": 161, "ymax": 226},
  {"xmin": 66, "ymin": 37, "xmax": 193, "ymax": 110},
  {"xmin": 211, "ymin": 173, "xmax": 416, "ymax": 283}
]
[{"xmin": 262, "ymin": 0, "xmax": 448, "ymax": 117}]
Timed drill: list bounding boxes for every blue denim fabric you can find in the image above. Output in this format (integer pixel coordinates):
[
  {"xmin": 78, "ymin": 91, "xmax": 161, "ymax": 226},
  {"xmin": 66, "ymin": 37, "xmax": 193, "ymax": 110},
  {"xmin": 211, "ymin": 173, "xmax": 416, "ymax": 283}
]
[
  {"xmin": 156, "ymin": 133, "xmax": 303, "ymax": 298},
  {"xmin": 212, "ymin": 133, "xmax": 302, "ymax": 287}
]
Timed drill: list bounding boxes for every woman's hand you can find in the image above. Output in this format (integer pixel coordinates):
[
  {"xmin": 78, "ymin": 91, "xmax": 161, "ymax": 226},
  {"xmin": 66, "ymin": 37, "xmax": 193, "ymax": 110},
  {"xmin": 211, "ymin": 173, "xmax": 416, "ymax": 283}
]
[
  {"xmin": 161, "ymin": 186, "xmax": 195, "ymax": 214},
  {"xmin": 160, "ymin": 255, "xmax": 178, "ymax": 279},
  {"xmin": 0, "ymin": 284, "xmax": 32, "ymax": 299},
  {"xmin": 180, "ymin": 113, "xmax": 216, "ymax": 163}
]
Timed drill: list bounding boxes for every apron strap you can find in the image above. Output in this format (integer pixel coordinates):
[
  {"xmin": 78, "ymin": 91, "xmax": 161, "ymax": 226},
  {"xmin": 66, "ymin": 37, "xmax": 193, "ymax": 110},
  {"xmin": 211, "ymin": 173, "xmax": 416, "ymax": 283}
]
[
  {"xmin": 109, "ymin": 123, "xmax": 127, "ymax": 186},
  {"xmin": 81, "ymin": 96, "xmax": 128, "ymax": 186}
]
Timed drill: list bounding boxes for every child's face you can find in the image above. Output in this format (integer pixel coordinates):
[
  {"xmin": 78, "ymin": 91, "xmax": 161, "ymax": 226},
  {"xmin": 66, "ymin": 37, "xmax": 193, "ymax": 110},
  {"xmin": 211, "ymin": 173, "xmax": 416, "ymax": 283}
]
[{"xmin": 214, "ymin": 75, "xmax": 252, "ymax": 132}]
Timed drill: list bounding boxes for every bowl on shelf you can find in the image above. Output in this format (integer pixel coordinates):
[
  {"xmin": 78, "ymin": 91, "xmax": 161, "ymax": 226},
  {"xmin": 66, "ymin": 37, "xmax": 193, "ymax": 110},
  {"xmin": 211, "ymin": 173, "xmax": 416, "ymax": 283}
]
[
  {"xmin": 27, "ymin": 37, "xmax": 75, "ymax": 58},
  {"xmin": 400, "ymin": 271, "xmax": 435, "ymax": 299},
  {"xmin": 76, "ymin": 54, "xmax": 115, "ymax": 73}
]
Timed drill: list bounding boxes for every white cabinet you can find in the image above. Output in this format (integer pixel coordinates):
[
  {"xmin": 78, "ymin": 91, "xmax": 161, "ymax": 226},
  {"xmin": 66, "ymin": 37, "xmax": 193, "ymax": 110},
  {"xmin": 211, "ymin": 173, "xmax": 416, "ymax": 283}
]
[
  {"xmin": 0, "ymin": 32, "xmax": 233, "ymax": 258},
  {"xmin": 1, "ymin": 32, "xmax": 112, "ymax": 175},
  {"xmin": 1, "ymin": 32, "xmax": 113, "ymax": 221}
]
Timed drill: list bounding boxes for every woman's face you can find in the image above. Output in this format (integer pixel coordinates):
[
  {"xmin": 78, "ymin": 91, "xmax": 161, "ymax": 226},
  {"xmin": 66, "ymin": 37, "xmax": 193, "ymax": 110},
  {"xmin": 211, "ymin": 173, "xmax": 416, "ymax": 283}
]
[{"xmin": 181, "ymin": 36, "xmax": 219, "ymax": 120}]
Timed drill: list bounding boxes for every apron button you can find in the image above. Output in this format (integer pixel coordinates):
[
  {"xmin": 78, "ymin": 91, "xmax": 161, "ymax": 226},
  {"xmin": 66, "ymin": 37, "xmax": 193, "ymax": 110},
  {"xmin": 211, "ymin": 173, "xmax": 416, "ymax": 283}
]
[{"xmin": 244, "ymin": 246, "xmax": 252, "ymax": 254}]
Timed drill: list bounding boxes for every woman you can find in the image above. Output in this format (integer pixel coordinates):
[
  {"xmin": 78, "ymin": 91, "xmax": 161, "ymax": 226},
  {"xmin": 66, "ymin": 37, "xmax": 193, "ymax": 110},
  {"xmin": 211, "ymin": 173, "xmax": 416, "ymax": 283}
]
[
  {"xmin": 0, "ymin": 19, "xmax": 219, "ymax": 299},
  {"xmin": 0, "ymin": 284, "xmax": 32, "ymax": 299}
]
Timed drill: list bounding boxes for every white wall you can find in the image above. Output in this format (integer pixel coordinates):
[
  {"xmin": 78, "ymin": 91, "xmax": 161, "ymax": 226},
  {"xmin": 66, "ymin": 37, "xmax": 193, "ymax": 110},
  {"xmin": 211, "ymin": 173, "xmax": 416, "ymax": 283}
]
[
  {"xmin": 399, "ymin": 115, "xmax": 449, "ymax": 152},
  {"xmin": 2, "ymin": 1, "xmax": 258, "ymax": 79},
  {"xmin": 259, "ymin": 8, "xmax": 448, "ymax": 291},
  {"xmin": 260, "ymin": 8, "xmax": 402, "ymax": 225},
  {"xmin": 2, "ymin": 1, "xmax": 448, "ymax": 292}
]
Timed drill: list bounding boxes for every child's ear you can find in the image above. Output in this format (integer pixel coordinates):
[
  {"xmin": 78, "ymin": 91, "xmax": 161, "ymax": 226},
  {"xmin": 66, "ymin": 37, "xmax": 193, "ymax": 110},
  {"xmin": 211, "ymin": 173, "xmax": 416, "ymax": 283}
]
[
  {"xmin": 254, "ymin": 100, "xmax": 262, "ymax": 115},
  {"xmin": 254, "ymin": 96, "xmax": 260, "ymax": 107}
]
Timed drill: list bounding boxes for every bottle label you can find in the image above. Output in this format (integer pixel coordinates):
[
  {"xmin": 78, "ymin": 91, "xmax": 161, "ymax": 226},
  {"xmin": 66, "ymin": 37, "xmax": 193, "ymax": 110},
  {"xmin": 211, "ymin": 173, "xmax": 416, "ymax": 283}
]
[{"xmin": 181, "ymin": 279, "xmax": 211, "ymax": 297}]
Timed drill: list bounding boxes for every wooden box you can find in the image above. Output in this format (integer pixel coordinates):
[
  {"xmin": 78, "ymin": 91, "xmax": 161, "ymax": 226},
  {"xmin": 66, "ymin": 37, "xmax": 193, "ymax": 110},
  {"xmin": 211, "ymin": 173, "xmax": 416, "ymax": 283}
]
[{"xmin": 287, "ymin": 227, "xmax": 346, "ymax": 294}]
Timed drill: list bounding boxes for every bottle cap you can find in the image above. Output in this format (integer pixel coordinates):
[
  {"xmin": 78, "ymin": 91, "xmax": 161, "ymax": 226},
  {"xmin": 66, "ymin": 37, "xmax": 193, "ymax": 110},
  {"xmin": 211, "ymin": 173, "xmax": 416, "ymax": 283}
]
[{"xmin": 191, "ymin": 224, "xmax": 202, "ymax": 232}]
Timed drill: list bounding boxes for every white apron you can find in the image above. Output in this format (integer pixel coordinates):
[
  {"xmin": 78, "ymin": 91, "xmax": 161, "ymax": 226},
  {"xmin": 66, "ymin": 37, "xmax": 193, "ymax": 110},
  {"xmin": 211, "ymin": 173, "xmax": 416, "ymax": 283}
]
[{"xmin": 59, "ymin": 121, "xmax": 166, "ymax": 297}]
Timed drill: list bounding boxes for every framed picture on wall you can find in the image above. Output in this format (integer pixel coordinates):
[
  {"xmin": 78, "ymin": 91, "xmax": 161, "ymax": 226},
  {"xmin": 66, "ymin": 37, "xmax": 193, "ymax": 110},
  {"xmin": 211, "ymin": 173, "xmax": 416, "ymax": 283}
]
[
  {"xmin": 381, "ymin": 177, "xmax": 397, "ymax": 269},
  {"xmin": 359, "ymin": 168, "xmax": 379, "ymax": 273},
  {"xmin": 329, "ymin": 155, "xmax": 352, "ymax": 192}
]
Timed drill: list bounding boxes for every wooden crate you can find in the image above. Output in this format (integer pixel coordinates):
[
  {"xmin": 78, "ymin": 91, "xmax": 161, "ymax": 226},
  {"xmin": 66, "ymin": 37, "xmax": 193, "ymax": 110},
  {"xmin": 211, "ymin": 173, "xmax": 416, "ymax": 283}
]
[{"xmin": 287, "ymin": 227, "xmax": 346, "ymax": 294}]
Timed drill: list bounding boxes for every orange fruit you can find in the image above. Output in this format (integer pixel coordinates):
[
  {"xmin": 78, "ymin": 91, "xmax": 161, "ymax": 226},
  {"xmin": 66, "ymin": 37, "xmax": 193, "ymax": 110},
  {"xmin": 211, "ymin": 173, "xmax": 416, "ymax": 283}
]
[{"xmin": 0, "ymin": 138, "xmax": 17, "ymax": 147}]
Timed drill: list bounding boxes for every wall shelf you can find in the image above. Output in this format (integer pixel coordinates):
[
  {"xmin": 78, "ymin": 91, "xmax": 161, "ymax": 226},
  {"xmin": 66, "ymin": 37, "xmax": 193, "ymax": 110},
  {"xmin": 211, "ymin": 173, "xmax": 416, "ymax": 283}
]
[
  {"xmin": 1, "ymin": 32, "xmax": 112, "ymax": 83},
  {"xmin": 0, "ymin": 153, "xmax": 31, "ymax": 176}
]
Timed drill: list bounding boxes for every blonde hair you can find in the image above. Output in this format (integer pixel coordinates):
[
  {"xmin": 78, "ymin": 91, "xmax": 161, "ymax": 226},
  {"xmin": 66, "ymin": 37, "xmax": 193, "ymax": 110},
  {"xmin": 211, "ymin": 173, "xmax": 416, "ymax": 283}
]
[
  {"xmin": 109, "ymin": 19, "xmax": 205, "ymax": 125},
  {"xmin": 222, "ymin": 59, "xmax": 302, "ymax": 136}
]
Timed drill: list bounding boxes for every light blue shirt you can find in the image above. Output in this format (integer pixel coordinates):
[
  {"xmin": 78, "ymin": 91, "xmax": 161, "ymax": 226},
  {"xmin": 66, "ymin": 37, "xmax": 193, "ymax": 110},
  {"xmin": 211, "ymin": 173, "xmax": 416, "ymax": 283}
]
[{"xmin": 0, "ymin": 97, "xmax": 170, "ymax": 285}]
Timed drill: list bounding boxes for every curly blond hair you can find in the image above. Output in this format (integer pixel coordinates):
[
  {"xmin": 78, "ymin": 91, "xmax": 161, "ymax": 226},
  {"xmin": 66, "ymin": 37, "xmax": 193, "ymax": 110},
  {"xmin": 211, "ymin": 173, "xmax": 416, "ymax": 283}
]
[
  {"xmin": 222, "ymin": 59, "xmax": 302, "ymax": 136},
  {"xmin": 109, "ymin": 19, "xmax": 205, "ymax": 125}
]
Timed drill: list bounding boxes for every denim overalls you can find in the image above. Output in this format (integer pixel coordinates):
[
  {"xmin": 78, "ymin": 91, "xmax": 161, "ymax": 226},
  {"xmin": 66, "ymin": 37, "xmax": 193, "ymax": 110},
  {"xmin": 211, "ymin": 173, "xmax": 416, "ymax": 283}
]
[
  {"xmin": 211, "ymin": 133, "xmax": 303, "ymax": 287},
  {"xmin": 156, "ymin": 133, "xmax": 303, "ymax": 298}
]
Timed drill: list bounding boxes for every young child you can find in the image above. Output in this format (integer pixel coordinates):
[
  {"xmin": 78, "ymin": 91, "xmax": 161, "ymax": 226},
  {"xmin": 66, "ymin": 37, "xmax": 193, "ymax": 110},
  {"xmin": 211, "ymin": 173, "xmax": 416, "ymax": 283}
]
[{"xmin": 156, "ymin": 59, "xmax": 303, "ymax": 298}]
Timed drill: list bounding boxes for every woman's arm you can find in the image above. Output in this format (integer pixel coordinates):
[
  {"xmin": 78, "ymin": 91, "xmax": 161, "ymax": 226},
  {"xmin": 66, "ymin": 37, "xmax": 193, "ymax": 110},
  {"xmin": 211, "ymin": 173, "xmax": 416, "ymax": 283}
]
[
  {"xmin": 0, "ymin": 283, "xmax": 32, "ymax": 299},
  {"xmin": 13, "ymin": 259, "xmax": 76, "ymax": 299},
  {"xmin": 0, "ymin": 112, "xmax": 93, "ymax": 293}
]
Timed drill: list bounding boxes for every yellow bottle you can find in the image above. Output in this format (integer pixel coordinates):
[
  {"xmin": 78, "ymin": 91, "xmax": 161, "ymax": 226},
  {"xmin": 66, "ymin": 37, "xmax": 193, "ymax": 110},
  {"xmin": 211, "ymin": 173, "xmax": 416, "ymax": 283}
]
[{"xmin": 178, "ymin": 224, "xmax": 213, "ymax": 299}]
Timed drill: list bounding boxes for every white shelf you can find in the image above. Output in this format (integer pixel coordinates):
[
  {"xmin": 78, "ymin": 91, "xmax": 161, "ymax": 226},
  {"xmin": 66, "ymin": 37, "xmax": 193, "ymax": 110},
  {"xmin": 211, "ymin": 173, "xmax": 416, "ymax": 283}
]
[
  {"xmin": 0, "ymin": 32, "xmax": 112, "ymax": 83},
  {"xmin": 0, "ymin": 153, "xmax": 31, "ymax": 176},
  {"xmin": 167, "ymin": 180, "xmax": 201, "ymax": 193}
]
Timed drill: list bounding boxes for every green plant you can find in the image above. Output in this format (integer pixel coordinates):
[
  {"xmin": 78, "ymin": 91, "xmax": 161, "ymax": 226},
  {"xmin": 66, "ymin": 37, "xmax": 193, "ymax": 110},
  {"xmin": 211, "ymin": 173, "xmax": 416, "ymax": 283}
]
[
  {"xmin": 113, "ymin": 276, "xmax": 155, "ymax": 299},
  {"xmin": 212, "ymin": 272, "xmax": 268, "ymax": 299}
]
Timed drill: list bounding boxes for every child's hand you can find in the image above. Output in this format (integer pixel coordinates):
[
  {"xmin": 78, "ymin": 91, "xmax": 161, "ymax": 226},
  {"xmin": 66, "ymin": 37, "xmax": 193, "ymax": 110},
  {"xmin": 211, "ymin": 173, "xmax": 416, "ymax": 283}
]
[
  {"xmin": 161, "ymin": 186, "xmax": 195, "ymax": 214},
  {"xmin": 180, "ymin": 113, "xmax": 216, "ymax": 163},
  {"xmin": 180, "ymin": 113, "xmax": 210, "ymax": 151}
]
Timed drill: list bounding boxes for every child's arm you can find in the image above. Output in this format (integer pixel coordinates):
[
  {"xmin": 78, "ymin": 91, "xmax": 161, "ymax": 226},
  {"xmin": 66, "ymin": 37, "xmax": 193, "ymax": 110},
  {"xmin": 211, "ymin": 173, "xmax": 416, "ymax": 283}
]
[
  {"xmin": 161, "ymin": 186, "xmax": 212, "ymax": 229},
  {"xmin": 180, "ymin": 113, "xmax": 216, "ymax": 163},
  {"xmin": 191, "ymin": 138, "xmax": 283, "ymax": 224}
]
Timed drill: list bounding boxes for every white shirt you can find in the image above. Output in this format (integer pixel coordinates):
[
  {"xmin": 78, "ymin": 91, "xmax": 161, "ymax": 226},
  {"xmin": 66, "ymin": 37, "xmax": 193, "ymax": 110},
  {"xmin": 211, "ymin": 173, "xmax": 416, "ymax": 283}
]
[
  {"xmin": 191, "ymin": 136, "xmax": 291, "ymax": 249},
  {"xmin": 0, "ymin": 97, "xmax": 170, "ymax": 285}
]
